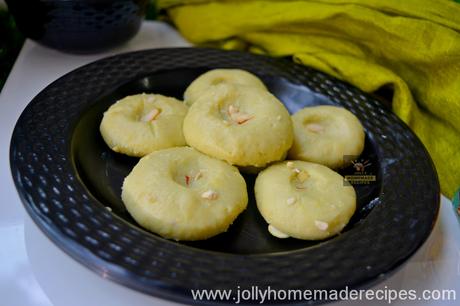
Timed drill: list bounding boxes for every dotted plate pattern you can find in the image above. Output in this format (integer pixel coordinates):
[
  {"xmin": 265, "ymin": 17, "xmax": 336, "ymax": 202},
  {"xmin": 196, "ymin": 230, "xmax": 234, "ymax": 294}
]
[{"xmin": 10, "ymin": 48, "xmax": 439, "ymax": 305}]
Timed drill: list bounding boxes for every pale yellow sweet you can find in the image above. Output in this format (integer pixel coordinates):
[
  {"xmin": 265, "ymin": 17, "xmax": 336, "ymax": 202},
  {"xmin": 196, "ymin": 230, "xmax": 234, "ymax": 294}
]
[
  {"xmin": 100, "ymin": 93, "xmax": 188, "ymax": 157},
  {"xmin": 288, "ymin": 105, "xmax": 365, "ymax": 169},
  {"xmin": 183, "ymin": 84, "xmax": 293, "ymax": 168},
  {"xmin": 255, "ymin": 160, "xmax": 356, "ymax": 240},
  {"xmin": 183, "ymin": 69, "xmax": 267, "ymax": 106},
  {"xmin": 121, "ymin": 147, "xmax": 248, "ymax": 241}
]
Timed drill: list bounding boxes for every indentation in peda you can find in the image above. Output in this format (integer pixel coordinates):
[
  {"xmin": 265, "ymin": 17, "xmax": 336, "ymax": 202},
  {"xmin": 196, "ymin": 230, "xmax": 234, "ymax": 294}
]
[
  {"xmin": 210, "ymin": 77, "xmax": 225, "ymax": 86},
  {"xmin": 173, "ymin": 167, "xmax": 219, "ymax": 201},
  {"xmin": 219, "ymin": 104, "xmax": 254, "ymax": 125},
  {"xmin": 287, "ymin": 163, "xmax": 311, "ymax": 190},
  {"xmin": 302, "ymin": 117, "xmax": 327, "ymax": 134},
  {"xmin": 172, "ymin": 165, "xmax": 204, "ymax": 188},
  {"xmin": 141, "ymin": 107, "xmax": 161, "ymax": 122}
]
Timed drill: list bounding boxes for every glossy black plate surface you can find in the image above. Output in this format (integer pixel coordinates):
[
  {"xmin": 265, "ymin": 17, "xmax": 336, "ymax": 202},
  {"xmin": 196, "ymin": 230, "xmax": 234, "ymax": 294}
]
[{"xmin": 10, "ymin": 48, "xmax": 439, "ymax": 305}]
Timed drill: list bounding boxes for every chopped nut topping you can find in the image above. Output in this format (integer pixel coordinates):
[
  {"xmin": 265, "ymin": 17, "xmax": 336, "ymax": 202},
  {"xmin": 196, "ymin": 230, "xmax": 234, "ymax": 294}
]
[
  {"xmin": 201, "ymin": 190, "xmax": 218, "ymax": 200},
  {"xmin": 293, "ymin": 168, "xmax": 301, "ymax": 174},
  {"xmin": 286, "ymin": 197, "xmax": 296, "ymax": 205},
  {"xmin": 185, "ymin": 171, "xmax": 203, "ymax": 186},
  {"xmin": 268, "ymin": 225, "xmax": 289, "ymax": 238},
  {"xmin": 314, "ymin": 220, "xmax": 329, "ymax": 231},
  {"xmin": 306, "ymin": 123, "xmax": 324, "ymax": 133},
  {"xmin": 142, "ymin": 108, "xmax": 161, "ymax": 122},
  {"xmin": 286, "ymin": 161, "xmax": 295, "ymax": 168},
  {"xmin": 194, "ymin": 171, "xmax": 202, "ymax": 181},
  {"xmin": 227, "ymin": 104, "xmax": 253, "ymax": 125},
  {"xmin": 234, "ymin": 113, "xmax": 254, "ymax": 124}
]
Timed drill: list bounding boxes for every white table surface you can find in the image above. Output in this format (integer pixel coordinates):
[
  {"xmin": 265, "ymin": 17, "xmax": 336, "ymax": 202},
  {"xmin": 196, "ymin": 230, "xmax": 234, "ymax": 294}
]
[{"xmin": 0, "ymin": 21, "xmax": 459, "ymax": 306}]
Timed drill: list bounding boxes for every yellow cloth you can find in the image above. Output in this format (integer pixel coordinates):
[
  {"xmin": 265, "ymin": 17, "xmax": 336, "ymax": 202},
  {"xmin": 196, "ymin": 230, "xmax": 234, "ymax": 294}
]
[{"xmin": 159, "ymin": 0, "xmax": 460, "ymax": 197}]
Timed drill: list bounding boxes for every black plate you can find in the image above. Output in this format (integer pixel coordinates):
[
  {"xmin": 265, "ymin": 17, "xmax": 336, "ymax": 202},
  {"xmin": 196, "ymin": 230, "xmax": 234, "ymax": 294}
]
[{"xmin": 10, "ymin": 48, "xmax": 439, "ymax": 305}]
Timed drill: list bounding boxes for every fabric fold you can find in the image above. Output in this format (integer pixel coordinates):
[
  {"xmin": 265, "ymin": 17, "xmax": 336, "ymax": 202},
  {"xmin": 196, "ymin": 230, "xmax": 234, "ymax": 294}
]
[{"xmin": 160, "ymin": 0, "xmax": 460, "ymax": 197}]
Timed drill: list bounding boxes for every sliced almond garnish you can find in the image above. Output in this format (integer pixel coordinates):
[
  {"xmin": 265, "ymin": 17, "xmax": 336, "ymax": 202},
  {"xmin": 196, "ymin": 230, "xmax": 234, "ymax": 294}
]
[
  {"xmin": 293, "ymin": 168, "xmax": 301, "ymax": 174},
  {"xmin": 201, "ymin": 190, "xmax": 218, "ymax": 200},
  {"xmin": 142, "ymin": 108, "xmax": 161, "ymax": 122},
  {"xmin": 314, "ymin": 220, "xmax": 329, "ymax": 231},
  {"xmin": 227, "ymin": 104, "xmax": 253, "ymax": 125},
  {"xmin": 286, "ymin": 161, "xmax": 295, "ymax": 168},
  {"xmin": 268, "ymin": 225, "xmax": 289, "ymax": 239},
  {"xmin": 233, "ymin": 113, "xmax": 254, "ymax": 125},
  {"xmin": 184, "ymin": 171, "xmax": 203, "ymax": 187},
  {"xmin": 286, "ymin": 197, "xmax": 296, "ymax": 205},
  {"xmin": 306, "ymin": 123, "xmax": 324, "ymax": 133},
  {"xmin": 194, "ymin": 171, "xmax": 202, "ymax": 181}
]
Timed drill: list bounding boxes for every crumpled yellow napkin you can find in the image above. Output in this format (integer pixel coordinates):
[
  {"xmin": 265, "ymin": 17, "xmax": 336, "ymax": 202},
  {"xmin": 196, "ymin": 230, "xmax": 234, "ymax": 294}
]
[{"xmin": 159, "ymin": 0, "xmax": 460, "ymax": 197}]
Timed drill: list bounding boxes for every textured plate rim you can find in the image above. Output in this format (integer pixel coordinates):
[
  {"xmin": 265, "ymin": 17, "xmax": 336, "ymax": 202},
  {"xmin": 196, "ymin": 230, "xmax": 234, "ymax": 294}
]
[{"xmin": 10, "ymin": 48, "xmax": 440, "ymax": 305}]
